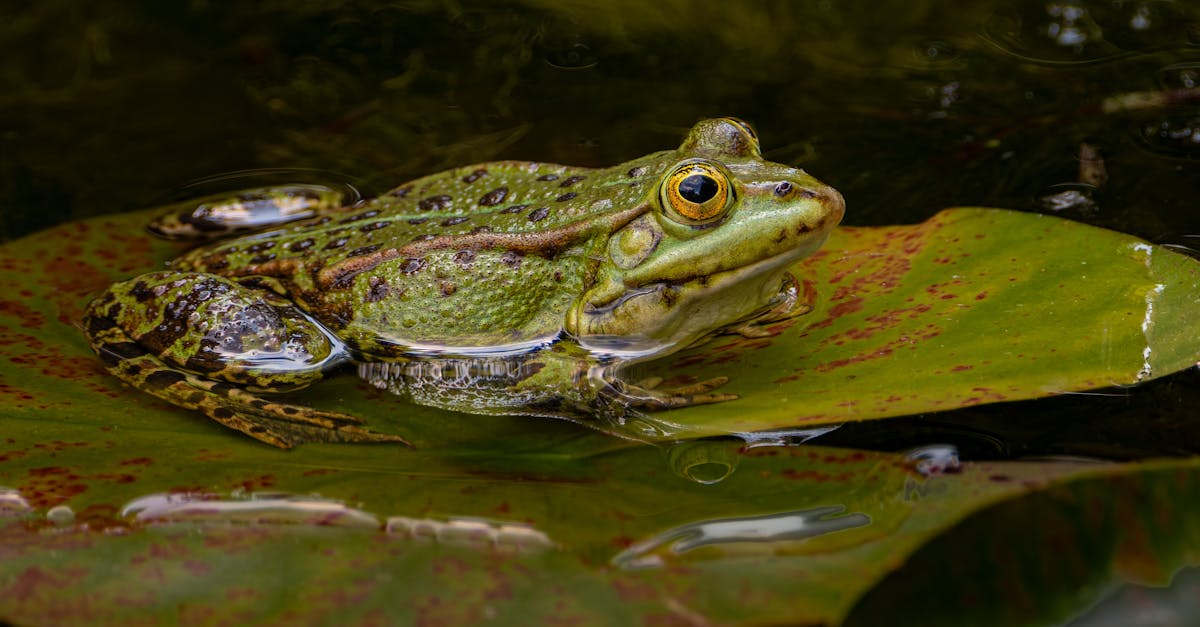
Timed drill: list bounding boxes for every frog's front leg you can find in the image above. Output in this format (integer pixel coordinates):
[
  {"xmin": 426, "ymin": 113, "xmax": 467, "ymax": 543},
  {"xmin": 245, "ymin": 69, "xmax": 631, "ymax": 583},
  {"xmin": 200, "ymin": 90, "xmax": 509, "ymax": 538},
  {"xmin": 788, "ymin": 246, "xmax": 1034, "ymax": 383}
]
[{"xmin": 83, "ymin": 271, "xmax": 408, "ymax": 448}]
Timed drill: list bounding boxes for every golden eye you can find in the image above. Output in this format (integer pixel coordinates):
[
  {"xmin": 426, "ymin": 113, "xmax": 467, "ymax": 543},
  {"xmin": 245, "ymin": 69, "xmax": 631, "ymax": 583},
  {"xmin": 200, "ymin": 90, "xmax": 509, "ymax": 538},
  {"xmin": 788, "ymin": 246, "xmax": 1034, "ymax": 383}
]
[{"xmin": 660, "ymin": 161, "xmax": 732, "ymax": 224}]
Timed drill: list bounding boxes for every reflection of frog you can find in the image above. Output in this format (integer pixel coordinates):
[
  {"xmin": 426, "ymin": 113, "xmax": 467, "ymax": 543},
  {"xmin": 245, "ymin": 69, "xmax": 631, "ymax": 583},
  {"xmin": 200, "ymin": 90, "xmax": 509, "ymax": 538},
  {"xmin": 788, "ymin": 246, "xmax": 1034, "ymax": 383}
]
[{"xmin": 83, "ymin": 118, "xmax": 844, "ymax": 448}]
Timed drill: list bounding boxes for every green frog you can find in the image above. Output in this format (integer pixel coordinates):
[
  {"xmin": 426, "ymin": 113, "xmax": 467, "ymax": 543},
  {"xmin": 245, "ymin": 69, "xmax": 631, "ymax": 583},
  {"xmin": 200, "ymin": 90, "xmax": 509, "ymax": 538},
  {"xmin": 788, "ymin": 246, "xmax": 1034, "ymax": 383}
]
[{"xmin": 83, "ymin": 118, "xmax": 844, "ymax": 448}]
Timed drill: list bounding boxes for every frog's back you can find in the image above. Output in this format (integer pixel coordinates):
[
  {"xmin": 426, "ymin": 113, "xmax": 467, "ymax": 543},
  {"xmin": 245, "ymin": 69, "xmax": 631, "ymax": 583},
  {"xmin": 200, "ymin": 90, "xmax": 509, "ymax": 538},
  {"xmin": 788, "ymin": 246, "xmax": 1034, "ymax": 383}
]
[{"xmin": 173, "ymin": 157, "xmax": 670, "ymax": 354}]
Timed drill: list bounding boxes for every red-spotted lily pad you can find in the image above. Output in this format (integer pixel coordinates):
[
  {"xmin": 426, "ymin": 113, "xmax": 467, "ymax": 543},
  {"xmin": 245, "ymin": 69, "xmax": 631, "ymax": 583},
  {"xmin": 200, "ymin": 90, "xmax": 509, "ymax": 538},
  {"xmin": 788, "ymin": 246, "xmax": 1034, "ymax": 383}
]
[
  {"xmin": 3, "ymin": 208, "xmax": 1200, "ymax": 624},
  {"xmin": 1, "ymin": 208, "xmax": 1198, "ymax": 445},
  {"xmin": 644, "ymin": 207, "xmax": 1200, "ymax": 439},
  {"xmin": 2, "ymin": 442, "xmax": 1198, "ymax": 625}
]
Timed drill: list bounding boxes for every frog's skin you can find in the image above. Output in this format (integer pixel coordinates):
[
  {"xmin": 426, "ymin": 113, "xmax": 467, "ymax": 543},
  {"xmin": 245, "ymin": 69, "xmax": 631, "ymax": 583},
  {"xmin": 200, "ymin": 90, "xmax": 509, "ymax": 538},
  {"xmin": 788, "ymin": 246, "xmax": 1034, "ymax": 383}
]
[{"xmin": 83, "ymin": 118, "xmax": 844, "ymax": 448}]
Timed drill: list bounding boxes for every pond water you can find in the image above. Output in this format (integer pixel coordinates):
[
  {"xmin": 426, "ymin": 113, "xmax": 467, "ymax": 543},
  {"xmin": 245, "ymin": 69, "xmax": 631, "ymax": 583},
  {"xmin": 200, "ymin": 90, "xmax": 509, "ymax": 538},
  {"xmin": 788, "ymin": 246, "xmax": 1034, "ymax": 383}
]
[{"xmin": 3, "ymin": 1, "xmax": 1200, "ymax": 624}]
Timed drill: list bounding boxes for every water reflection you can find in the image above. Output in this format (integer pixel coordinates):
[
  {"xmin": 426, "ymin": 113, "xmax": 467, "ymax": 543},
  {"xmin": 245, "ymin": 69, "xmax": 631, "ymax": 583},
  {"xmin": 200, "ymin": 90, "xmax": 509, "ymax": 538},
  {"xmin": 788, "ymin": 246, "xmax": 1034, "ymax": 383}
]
[
  {"xmin": 905, "ymin": 444, "xmax": 962, "ymax": 477},
  {"xmin": 612, "ymin": 506, "xmax": 872, "ymax": 570},
  {"xmin": 117, "ymin": 491, "xmax": 557, "ymax": 554},
  {"xmin": 122, "ymin": 492, "xmax": 381, "ymax": 528},
  {"xmin": 0, "ymin": 487, "xmax": 31, "ymax": 518},
  {"xmin": 665, "ymin": 439, "xmax": 741, "ymax": 484},
  {"xmin": 982, "ymin": 0, "xmax": 1189, "ymax": 64},
  {"xmin": 386, "ymin": 516, "xmax": 554, "ymax": 553}
]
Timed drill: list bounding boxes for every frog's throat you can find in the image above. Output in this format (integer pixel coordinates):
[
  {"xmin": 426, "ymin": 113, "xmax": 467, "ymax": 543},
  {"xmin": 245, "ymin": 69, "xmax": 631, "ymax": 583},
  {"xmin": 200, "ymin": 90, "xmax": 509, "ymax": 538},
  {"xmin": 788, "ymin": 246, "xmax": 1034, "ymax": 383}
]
[
  {"xmin": 566, "ymin": 241, "xmax": 821, "ymax": 357},
  {"xmin": 308, "ymin": 203, "xmax": 650, "ymax": 290}
]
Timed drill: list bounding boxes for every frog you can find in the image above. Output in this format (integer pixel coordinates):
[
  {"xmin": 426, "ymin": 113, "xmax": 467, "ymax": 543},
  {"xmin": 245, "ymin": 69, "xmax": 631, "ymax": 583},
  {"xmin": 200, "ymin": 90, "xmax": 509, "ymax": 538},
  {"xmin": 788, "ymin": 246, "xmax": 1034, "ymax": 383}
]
[{"xmin": 82, "ymin": 118, "xmax": 845, "ymax": 448}]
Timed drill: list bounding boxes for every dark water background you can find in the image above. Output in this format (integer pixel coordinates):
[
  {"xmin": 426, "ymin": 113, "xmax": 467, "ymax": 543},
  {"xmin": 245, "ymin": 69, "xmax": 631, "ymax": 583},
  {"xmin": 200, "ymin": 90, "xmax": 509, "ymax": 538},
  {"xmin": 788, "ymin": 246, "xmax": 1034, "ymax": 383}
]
[{"xmin": 5, "ymin": 0, "xmax": 1200, "ymax": 461}]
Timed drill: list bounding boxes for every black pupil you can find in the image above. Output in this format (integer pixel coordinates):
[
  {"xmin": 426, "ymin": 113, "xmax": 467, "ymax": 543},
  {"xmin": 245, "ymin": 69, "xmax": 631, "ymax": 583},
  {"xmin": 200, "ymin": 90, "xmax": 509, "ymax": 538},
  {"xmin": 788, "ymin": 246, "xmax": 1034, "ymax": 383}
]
[{"xmin": 678, "ymin": 174, "xmax": 718, "ymax": 204}]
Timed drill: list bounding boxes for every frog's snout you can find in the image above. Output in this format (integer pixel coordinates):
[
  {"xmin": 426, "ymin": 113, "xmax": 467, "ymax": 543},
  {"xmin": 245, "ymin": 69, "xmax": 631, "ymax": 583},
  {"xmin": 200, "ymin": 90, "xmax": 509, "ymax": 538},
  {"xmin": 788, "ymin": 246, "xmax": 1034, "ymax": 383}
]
[{"xmin": 815, "ymin": 183, "xmax": 846, "ymax": 225}]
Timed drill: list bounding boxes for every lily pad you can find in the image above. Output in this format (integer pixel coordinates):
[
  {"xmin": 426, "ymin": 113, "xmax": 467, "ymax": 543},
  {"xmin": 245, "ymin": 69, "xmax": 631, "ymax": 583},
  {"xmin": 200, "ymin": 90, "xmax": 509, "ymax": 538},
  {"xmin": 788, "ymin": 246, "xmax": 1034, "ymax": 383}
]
[
  {"xmin": 645, "ymin": 207, "xmax": 1200, "ymax": 439},
  {"xmin": 1, "ymin": 207, "xmax": 1199, "ymax": 446},
  {"xmin": 2, "ymin": 441, "xmax": 1198, "ymax": 625},
  {"xmin": 2, "ymin": 208, "xmax": 1200, "ymax": 623}
]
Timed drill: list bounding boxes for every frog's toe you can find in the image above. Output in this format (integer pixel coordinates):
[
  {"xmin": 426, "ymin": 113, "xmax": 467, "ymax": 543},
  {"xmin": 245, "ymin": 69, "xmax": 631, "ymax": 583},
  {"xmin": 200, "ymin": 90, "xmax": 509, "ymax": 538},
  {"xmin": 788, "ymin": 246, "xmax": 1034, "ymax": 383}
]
[
  {"xmin": 186, "ymin": 377, "xmax": 410, "ymax": 448},
  {"xmin": 616, "ymin": 375, "xmax": 737, "ymax": 410}
]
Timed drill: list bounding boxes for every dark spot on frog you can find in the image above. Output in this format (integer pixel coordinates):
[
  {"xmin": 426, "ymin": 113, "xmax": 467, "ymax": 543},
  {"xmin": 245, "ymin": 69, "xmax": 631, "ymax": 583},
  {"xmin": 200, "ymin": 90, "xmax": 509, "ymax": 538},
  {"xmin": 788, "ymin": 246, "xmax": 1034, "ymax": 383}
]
[
  {"xmin": 209, "ymin": 382, "xmax": 234, "ymax": 396},
  {"xmin": 453, "ymin": 250, "xmax": 476, "ymax": 266},
  {"xmin": 440, "ymin": 281, "xmax": 457, "ymax": 296},
  {"xmin": 98, "ymin": 341, "xmax": 147, "ymax": 366},
  {"xmin": 500, "ymin": 251, "xmax": 523, "ymax": 268},
  {"xmin": 553, "ymin": 270, "xmax": 563, "ymax": 282},
  {"xmin": 86, "ymin": 314, "xmax": 117, "ymax": 335},
  {"xmin": 299, "ymin": 216, "xmax": 332, "ymax": 228},
  {"xmin": 359, "ymin": 221, "xmax": 391, "ymax": 233},
  {"xmin": 288, "ymin": 238, "xmax": 315, "ymax": 251},
  {"xmin": 250, "ymin": 253, "xmax": 277, "ymax": 264},
  {"xmin": 559, "ymin": 175, "xmax": 586, "ymax": 187},
  {"xmin": 339, "ymin": 209, "xmax": 381, "ymax": 224},
  {"xmin": 469, "ymin": 226, "xmax": 492, "ymax": 234},
  {"xmin": 248, "ymin": 425, "xmax": 266, "ymax": 434},
  {"xmin": 206, "ymin": 258, "xmax": 229, "ymax": 271},
  {"xmin": 212, "ymin": 407, "xmax": 234, "ymax": 419},
  {"xmin": 411, "ymin": 234, "xmax": 436, "ymax": 242},
  {"xmin": 130, "ymin": 281, "xmax": 155, "ymax": 302},
  {"xmin": 796, "ymin": 223, "xmax": 814, "ymax": 235},
  {"xmin": 235, "ymin": 277, "xmax": 275, "ymax": 292},
  {"xmin": 556, "ymin": 192, "xmax": 578, "ymax": 202},
  {"xmin": 500, "ymin": 204, "xmax": 528, "ymax": 214},
  {"xmin": 184, "ymin": 391, "xmax": 204, "ymax": 404},
  {"xmin": 324, "ymin": 237, "xmax": 349, "ymax": 250},
  {"xmin": 773, "ymin": 229, "xmax": 788, "ymax": 244},
  {"xmin": 282, "ymin": 406, "xmax": 298, "ymax": 415},
  {"xmin": 246, "ymin": 241, "xmax": 276, "ymax": 253},
  {"xmin": 528, "ymin": 207, "xmax": 550, "ymax": 222},
  {"xmin": 462, "ymin": 168, "xmax": 487, "ymax": 183},
  {"xmin": 144, "ymin": 370, "xmax": 186, "ymax": 388},
  {"xmin": 419, "ymin": 195, "xmax": 453, "ymax": 211},
  {"xmin": 537, "ymin": 174, "xmax": 559, "ymax": 182},
  {"xmin": 402, "ymin": 258, "xmax": 427, "ymax": 275},
  {"xmin": 408, "ymin": 218, "xmax": 428, "ymax": 225},
  {"xmin": 389, "ymin": 186, "xmax": 412, "ymax": 198},
  {"xmin": 627, "ymin": 166, "xmax": 646, "ymax": 177},
  {"xmin": 441, "ymin": 216, "xmax": 470, "ymax": 227},
  {"xmin": 366, "ymin": 277, "xmax": 390, "ymax": 302},
  {"xmin": 479, "ymin": 187, "xmax": 508, "ymax": 206},
  {"xmin": 347, "ymin": 245, "xmax": 381, "ymax": 258}
]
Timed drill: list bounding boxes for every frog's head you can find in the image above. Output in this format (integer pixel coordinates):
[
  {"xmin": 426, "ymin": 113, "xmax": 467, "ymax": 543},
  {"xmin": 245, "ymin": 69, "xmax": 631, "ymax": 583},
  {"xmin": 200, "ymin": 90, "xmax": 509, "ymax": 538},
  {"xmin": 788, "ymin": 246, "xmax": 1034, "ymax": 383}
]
[{"xmin": 567, "ymin": 117, "xmax": 844, "ymax": 358}]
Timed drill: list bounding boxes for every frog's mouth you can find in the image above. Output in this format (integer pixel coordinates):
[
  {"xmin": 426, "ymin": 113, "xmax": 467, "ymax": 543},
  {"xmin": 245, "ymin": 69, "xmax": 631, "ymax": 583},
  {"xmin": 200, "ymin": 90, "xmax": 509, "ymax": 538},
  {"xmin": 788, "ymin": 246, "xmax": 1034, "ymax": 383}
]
[{"xmin": 569, "ymin": 244, "xmax": 815, "ymax": 359}]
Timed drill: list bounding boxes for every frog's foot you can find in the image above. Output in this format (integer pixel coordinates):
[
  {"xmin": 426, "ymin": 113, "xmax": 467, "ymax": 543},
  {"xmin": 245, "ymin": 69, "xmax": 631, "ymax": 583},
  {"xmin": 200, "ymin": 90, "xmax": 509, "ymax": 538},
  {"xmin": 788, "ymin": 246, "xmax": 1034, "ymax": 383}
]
[
  {"xmin": 83, "ymin": 272, "xmax": 409, "ymax": 448},
  {"xmin": 91, "ymin": 336, "xmax": 407, "ymax": 448},
  {"xmin": 614, "ymin": 375, "xmax": 737, "ymax": 410},
  {"xmin": 148, "ymin": 184, "xmax": 350, "ymax": 240}
]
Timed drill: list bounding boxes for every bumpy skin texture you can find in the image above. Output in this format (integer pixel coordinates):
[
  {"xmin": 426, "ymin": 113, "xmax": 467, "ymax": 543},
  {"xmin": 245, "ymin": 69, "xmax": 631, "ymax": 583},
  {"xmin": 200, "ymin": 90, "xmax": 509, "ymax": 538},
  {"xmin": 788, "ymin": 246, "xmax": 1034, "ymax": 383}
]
[{"xmin": 83, "ymin": 118, "xmax": 845, "ymax": 447}]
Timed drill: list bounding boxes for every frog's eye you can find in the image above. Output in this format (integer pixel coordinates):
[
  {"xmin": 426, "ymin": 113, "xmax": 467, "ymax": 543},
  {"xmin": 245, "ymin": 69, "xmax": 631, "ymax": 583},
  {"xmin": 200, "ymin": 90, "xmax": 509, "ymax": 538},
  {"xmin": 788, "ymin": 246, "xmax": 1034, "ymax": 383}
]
[{"xmin": 660, "ymin": 161, "xmax": 733, "ymax": 225}]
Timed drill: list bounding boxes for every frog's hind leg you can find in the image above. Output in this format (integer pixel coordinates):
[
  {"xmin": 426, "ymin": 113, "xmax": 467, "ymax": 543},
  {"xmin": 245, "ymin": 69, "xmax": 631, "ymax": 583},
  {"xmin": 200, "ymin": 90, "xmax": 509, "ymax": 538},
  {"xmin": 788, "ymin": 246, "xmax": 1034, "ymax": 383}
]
[
  {"xmin": 83, "ymin": 274, "xmax": 409, "ymax": 448},
  {"xmin": 148, "ymin": 183, "xmax": 353, "ymax": 241}
]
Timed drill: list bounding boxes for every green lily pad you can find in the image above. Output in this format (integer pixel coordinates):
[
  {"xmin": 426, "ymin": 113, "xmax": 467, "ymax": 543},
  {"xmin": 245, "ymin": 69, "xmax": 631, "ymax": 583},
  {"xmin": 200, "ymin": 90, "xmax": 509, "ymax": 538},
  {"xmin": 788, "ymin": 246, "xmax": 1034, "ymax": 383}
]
[
  {"xmin": 1, "ymin": 207, "xmax": 1198, "ymax": 446},
  {"xmin": 645, "ymin": 207, "xmax": 1200, "ymax": 439},
  {"xmin": 2, "ymin": 208, "xmax": 1200, "ymax": 623},
  {"xmin": 2, "ymin": 441, "xmax": 1197, "ymax": 625}
]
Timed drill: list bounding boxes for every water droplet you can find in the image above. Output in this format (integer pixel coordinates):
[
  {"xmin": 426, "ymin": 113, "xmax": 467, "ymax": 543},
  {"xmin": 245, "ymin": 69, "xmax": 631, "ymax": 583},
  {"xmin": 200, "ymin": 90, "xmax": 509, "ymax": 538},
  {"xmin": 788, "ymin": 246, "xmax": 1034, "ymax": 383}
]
[{"xmin": 905, "ymin": 444, "xmax": 961, "ymax": 476}]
